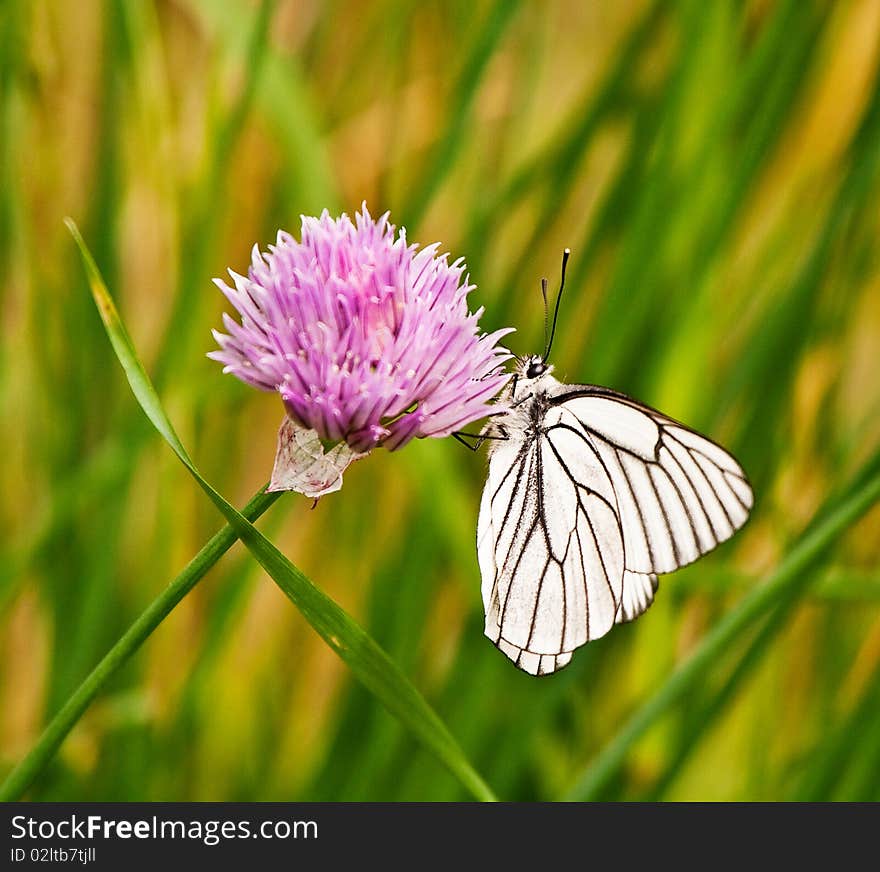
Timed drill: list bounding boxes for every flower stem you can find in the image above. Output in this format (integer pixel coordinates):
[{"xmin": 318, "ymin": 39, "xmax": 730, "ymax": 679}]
[{"xmin": 0, "ymin": 487, "xmax": 281, "ymax": 801}]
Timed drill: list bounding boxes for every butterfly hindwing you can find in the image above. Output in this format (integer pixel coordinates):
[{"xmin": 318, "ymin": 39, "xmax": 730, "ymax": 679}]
[
  {"xmin": 617, "ymin": 570, "xmax": 659, "ymax": 624},
  {"xmin": 478, "ymin": 406, "xmax": 625, "ymax": 675}
]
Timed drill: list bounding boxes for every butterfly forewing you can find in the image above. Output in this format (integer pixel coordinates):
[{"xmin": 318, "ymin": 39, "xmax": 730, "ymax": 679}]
[{"xmin": 550, "ymin": 386, "xmax": 753, "ymax": 576}]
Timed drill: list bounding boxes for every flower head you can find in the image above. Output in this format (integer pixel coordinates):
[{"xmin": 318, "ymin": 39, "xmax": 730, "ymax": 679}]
[{"xmin": 210, "ymin": 205, "xmax": 512, "ymax": 496}]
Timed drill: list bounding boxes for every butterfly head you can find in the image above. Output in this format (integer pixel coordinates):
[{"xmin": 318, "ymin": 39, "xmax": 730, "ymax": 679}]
[{"xmin": 519, "ymin": 354, "xmax": 554, "ymax": 382}]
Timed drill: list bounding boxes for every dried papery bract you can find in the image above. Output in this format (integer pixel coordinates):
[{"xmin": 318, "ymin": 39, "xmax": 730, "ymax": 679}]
[
  {"xmin": 268, "ymin": 419, "xmax": 363, "ymax": 498},
  {"xmin": 211, "ymin": 204, "xmax": 513, "ymax": 497}
]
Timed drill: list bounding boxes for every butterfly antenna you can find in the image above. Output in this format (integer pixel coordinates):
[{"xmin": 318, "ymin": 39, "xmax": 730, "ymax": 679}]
[
  {"xmin": 543, "ymin": 248, "xmax": 570, "ymax": 362},
  {"xmin": 540, "ymin": 277, "xmax": 550, "ymax": 357}
]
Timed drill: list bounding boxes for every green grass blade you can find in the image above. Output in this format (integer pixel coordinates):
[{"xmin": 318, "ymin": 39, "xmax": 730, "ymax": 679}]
[
  {"xmin": 65, "ymin": 219, "xmax": 497, "ymax": 803},
  {"xmin": 473, "ymin": 0, "xmax": 663, "ymax": 231},
  {"xmin": 564, "ymin": 445, "xmax": 880, "ymax": 801},
  {"xmin": 644, "ymin": 601, "xmax": 794, "ymax": 800},
  {"xmin": 402, "ymin": 0, "xmax": 523, "ymax": 229},
  {"xmin": 153, "ymin": 0, "xmax": 277, "ymax": 389},
  {"xmin": 791, "ymin": 659, "xmax": 880, "ymax": 801},
  {"xmin": 0, "ymin": 487, "xmax": 281, "ymax": 801},
  {"xmin": 192, "ymin": 0, "xmax": 340, "ymax": 215}
]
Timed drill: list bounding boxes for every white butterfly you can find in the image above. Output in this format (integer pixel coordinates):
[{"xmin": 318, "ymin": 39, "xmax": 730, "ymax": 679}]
[{"xmin": 476, "ymin": 255, "xmax": 753, "ymax": 676}]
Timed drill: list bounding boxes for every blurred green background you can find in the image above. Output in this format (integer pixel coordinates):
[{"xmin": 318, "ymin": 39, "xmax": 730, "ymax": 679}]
[{"xmin": 2, "ymin": 0, "xmax": 880, "ymax": 801}]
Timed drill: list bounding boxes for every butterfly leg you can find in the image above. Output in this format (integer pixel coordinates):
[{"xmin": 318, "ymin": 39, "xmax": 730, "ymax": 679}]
[
  {"xmin": 452, "ymin": 428, "xmax": 509, "ymax": 452},
  {"xmin": 452, "ymin": 432, "xmax": 481, "ymax": 452},
  {"xmin": 509, "ymin": 392, "xmax": 533, "ymax": 410}
]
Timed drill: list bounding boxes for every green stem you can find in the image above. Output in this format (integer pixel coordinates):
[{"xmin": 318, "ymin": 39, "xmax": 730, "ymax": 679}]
[
  {"xmin": 565, "ymin": 460, "xmax": 880, "ymax": 801},
  {"xmin": 0, "ymin": 487, "xmax": 281, "ymax": 801}
]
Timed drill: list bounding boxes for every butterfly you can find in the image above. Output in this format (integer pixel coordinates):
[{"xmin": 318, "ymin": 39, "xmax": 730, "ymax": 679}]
[{"xmin": 474, "ymin": 251, "xmax": 753, "ymax": 675}]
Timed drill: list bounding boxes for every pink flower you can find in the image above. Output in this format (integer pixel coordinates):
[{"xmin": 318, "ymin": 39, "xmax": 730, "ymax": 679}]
[{"xmin": 210, "ymin": 205, "xmax": 513, "ymax": 496}]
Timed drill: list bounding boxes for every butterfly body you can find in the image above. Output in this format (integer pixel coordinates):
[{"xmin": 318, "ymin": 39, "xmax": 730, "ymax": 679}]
[
  {"xmin": 499, "ymin": 357, "xmax": 557, "ymax": 432},
  {"xmin": 477, "ymin": 355, "xmax": 752, "ymax": 676}
]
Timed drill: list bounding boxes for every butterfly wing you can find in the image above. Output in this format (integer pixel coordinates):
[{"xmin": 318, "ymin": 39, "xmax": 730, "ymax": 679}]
[
  {"xmin": 477, "ymin": 406, "xmax": 625, "ymax": 675},
  {"xmin": 617, "ymin": 570, "xmax": 659, "ymax": 623},
  {"xmin": 549, "ymin": 385, "xmax": 753, "ymax": 578}
]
